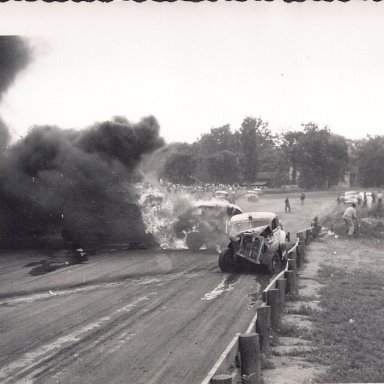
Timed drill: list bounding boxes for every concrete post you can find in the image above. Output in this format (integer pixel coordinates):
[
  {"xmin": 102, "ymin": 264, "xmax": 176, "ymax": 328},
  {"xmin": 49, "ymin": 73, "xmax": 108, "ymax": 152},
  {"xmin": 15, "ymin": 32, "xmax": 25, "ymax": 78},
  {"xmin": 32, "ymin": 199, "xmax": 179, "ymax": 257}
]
[
  {"xmin": 266, "ymin": 288, "xmax": 280, "ymax": 330},
  {"xmin": 211, "ymin": 374, "xmax": 233, "ymax": 384},
  {"xmin": 239, "ymin": 333, "xmax": 261, "ymax": 384},
  {"xmin": 256, "ymin": 305, "xmax": 271, "ymax": 355}
]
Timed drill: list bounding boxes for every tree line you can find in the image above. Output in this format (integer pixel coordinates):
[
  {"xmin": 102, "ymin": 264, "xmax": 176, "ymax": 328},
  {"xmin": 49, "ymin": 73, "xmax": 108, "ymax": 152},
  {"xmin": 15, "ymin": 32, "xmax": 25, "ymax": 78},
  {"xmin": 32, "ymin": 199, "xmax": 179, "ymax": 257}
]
[{"xmin": 160, "ymin": 117, "xmax": 384, "ymax": 189}]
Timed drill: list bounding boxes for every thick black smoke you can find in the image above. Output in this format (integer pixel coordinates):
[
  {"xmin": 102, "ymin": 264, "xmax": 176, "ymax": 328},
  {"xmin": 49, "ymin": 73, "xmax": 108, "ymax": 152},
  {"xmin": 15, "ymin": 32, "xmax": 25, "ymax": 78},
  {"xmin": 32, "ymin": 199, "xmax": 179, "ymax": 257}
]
[
  {"xmin": 0, "ymin": 37, "xmax": 165, "ymax": 249},
  {"xmin": 0, "ymin": 36, "xmax": 32, "ymax": 150},
  {"xmin": 0, "ymin": 117, "xmax": 165, "ymax": 249},
  {"xmin": 0, "ymin": 36, "xmax": 31, "ymax": 98}
]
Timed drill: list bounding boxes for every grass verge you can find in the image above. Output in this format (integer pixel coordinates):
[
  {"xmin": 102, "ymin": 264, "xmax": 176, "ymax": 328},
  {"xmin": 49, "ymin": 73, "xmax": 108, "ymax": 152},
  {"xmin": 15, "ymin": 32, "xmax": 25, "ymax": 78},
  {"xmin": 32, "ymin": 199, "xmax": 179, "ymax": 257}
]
[{"xmin": 310, "ymin": 265, "xmax": 384, "ymax": 383}]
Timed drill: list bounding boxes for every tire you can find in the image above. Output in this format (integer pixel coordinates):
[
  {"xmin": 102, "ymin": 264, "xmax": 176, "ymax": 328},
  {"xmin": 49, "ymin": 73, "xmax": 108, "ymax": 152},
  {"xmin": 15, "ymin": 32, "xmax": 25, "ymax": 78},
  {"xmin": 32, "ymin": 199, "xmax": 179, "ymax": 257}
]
[
  {"xmin": 218, "ymin": 248, "xmax": 235, "ymax": 272},
  {"xmin": 186, "ymin": 231, "xmax": 205, "ymax": 251},
  {"xmin": 268, "ymin": 252, "xmax": 282, "ymax": 274}
]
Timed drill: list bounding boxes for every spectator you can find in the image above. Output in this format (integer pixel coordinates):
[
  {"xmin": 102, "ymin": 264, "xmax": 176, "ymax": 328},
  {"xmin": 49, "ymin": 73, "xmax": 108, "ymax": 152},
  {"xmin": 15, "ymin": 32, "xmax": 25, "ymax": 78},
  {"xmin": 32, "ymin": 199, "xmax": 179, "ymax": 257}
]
[
  {"xmin": 300, "ymin": 191, "xmax": 305, "ymax": 204},
  {"xmin": 285, "ymin": 197, "xmax": 291, "ymax": 213},
  {"xmin": 342, "ymin": 203, "xmax": 358, "ymax": 236},
  {"xmin": 378, "ymin": 190, "xmax": 383, "ymax": 204}
]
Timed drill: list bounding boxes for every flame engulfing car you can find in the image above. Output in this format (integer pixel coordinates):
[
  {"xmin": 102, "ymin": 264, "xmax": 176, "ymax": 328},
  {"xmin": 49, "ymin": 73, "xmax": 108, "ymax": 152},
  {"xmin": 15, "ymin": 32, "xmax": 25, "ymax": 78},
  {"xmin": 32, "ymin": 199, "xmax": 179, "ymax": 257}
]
[
  {"xmin": 218, "ymin": 212, "xmax": 289, "ymax": 273},
  {"xmin": 173, "ymin": 200, "xmax": 243, "ymax": 250}
]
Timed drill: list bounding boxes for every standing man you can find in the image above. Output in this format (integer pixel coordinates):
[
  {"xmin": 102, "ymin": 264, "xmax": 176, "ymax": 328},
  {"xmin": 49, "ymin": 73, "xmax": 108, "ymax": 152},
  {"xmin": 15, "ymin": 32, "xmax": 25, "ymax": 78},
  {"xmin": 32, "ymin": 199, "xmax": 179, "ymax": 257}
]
[
  {"xmin": 342, "ymin": 203, "xmax": 358, "ymax": 236},
  {"xmin": 285, "ymin": 197, "xmax": 291, "ymax": 213},
  {"xmin": 300, "ymin": 191, "xmax": 305, "ymax": 205},
  {"xmin": 378, "ymin": 190, "xmax": 383, "ymax": 204}
]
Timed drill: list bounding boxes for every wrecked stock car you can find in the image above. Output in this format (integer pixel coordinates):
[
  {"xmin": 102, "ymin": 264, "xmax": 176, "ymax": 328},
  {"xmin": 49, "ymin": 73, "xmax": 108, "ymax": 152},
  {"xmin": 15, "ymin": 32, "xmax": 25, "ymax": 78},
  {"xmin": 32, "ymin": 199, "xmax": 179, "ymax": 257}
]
[
  {"xmin": 173, "ymin": 200, "xmax": 243, "ymax": 251},
  {"xmin": 218, "ymin": 212, "xmax": 289, "ymax": 273}
]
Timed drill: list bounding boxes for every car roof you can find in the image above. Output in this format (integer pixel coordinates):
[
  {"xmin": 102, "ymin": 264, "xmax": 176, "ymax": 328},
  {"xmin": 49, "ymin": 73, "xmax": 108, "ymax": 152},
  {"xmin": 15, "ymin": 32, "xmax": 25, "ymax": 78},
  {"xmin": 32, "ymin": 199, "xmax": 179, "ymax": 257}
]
[
  {"xmin": 215, "ymin": 190, "xmax": 228, "ymax": 194},
  {"xmin": 230, "ymin": 211, "xmax": 276, "ymax": 223}
]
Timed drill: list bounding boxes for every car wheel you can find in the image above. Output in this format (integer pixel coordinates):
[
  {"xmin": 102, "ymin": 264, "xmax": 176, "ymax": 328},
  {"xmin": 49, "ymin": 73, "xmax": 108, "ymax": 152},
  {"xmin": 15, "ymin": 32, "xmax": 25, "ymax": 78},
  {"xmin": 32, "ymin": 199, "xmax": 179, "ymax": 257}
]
[
  {"xmin": 186, "ymin": 231, "xmax": 205, "ymax": 251},
  {"xmin": 218, "ymin": 248, "xmax": 235, "ymax": 272},
  {"xmin": 268, "ymin": 252, "xmax": 282, "ymax": 274}
]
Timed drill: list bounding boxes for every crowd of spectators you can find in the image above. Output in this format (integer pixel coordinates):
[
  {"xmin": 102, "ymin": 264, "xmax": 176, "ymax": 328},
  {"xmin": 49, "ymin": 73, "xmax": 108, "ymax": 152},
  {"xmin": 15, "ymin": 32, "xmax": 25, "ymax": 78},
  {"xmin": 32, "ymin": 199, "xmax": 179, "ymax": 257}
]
[{"xmin": 159, "ymin": 179, "xmax": 252, "ymax": 195}]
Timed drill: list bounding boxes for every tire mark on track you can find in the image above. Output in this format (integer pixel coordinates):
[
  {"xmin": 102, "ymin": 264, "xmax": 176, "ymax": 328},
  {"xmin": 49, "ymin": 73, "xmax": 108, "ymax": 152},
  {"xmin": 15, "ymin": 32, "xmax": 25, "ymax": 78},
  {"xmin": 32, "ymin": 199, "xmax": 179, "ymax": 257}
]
[{"xmin": 0, "ymin": 294, "xmax": 157, "ymax": 384}]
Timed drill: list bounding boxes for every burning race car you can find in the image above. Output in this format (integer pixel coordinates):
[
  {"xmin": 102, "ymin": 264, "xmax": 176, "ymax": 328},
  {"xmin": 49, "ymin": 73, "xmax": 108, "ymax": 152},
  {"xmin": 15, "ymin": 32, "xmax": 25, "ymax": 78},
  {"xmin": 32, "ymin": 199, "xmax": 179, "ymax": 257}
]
[
  {"xmin": 218, "ymin": 211, "xmax": 289, "ymax": 273},
  {"xmin": 173, "ymin": 200, "xmax": 243, "ymax": 251}
]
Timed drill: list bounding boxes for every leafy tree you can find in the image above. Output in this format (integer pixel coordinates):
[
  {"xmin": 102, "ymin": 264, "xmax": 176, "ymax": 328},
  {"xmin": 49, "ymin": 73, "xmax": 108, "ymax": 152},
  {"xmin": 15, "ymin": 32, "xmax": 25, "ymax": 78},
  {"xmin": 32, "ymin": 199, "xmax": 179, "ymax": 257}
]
[
  {"xmin": 355, "ymin": 136, "xmax": 384, "ymax": 187},
  {"xmin": 297, "ymin": 123, "xmax": 348, "ymax": 189},
  {"xmin": 239, "ymin": 117, "xmax": 261, "ymax": 182},
  {"xmin": 197, "ymin": 150, "xmax": 240, "ymax": 184},
  {"xmin": 197, "ymin": 125, "xmax": 239, "ymax": 157},
  {"xmin": 281, "ymin": 130, "xmax": 304, "ymax": 184},
  {"xmin": 161, "ymin": 143, "xmax": 198, "ymax": 185},
  {"xmin": 239, "ymin": 116, "xmax": 278, "ymax": 182}
]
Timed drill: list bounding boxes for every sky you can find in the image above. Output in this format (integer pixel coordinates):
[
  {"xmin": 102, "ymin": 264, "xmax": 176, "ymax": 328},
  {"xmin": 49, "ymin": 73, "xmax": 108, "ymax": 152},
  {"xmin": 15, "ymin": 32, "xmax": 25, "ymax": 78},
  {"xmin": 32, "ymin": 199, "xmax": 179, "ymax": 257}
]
[{"xmin": 0, "ymin": 1, "xmax": 384, "ymax": 144}]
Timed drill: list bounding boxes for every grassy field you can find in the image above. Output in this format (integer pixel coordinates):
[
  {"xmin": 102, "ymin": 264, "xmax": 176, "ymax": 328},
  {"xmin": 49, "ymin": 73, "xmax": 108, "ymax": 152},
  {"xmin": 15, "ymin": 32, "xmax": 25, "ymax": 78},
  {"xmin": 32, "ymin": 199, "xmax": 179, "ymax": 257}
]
[
  {"xmin": 259, "ymin": 191, "xmax": 384, "ymax": 384},
  {"xmin": 311, "ymin": 263, "xmax": 384, "ymax": 382}
]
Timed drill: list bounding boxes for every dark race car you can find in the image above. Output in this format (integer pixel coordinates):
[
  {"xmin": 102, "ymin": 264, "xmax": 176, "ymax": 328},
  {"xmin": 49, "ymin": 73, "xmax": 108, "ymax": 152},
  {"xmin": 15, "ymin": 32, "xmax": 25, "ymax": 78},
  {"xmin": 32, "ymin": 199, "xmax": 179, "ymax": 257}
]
[
  {"xmin": 218, "ymin": 211, "xmax": 289, "ymax": 273},
  {"xmin": 174, "ymin": 200, "xmax": 243, "ymax": 251}
]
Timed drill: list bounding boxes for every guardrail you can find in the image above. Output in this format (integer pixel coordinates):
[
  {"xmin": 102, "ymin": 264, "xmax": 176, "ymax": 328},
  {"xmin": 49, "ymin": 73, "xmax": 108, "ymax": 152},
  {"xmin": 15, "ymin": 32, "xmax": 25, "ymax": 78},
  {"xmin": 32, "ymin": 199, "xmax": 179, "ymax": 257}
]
[{"xmin": 201, "ymin": 225, "xmax": 316, "ymax": 384}]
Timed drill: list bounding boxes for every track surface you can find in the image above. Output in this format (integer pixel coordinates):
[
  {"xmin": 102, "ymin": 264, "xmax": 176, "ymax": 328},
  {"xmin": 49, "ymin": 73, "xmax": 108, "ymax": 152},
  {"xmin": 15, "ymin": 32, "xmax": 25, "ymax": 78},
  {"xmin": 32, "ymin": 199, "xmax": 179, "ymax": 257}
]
[{"xmin": 0, "ymin": 192, "xmax": 337, "ymax": 384}]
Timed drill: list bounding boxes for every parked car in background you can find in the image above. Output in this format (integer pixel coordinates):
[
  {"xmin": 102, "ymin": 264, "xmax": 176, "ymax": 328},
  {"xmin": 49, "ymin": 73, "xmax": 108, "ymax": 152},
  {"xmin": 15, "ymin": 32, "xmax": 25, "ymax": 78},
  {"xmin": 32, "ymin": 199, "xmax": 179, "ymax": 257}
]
[
  {"xmin": 214, "ymin": 190, "xmax": 236, "ymax": 204},
  {"xmin": 218, "ymin": 211, "xmax": 289, "ymax": 273},
  {"xmin": 245, "ymin": 190, "xmax": 260, "ymax": 202},
  {"xmin": 174, "ymin": 200, "xmax": 243, "ymax": 251},
  {"xmin": 341, "ymin": 191, "xmax": 358, "ymax": 205}
]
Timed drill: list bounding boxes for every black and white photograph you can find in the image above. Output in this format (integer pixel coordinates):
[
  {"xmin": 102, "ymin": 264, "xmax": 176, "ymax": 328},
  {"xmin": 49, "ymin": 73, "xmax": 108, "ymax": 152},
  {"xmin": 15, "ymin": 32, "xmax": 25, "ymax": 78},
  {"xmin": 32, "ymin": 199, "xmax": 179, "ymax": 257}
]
[{"xmin": 0, "ymin": 2, "xmax": 383, "ymax": 384}]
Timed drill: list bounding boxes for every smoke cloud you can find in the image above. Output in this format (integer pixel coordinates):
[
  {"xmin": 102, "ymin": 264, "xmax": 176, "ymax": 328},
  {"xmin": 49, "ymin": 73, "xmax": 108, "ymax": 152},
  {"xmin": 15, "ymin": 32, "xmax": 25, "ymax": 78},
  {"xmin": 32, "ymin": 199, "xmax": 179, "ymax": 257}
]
[
  {"xmin": 0, "ymin": 36, "xmax": 166, "ymax": 250},
  {"xmin": 0, "ymin": 117, "xmax": 165, "ymax": 249},
  {"xmin": 0, "ymin": 36, "xmax": 32, "ymax": 151},
  {"xmin": 0, "ymin": 36, "xmax": 31, "ymax": 98}
]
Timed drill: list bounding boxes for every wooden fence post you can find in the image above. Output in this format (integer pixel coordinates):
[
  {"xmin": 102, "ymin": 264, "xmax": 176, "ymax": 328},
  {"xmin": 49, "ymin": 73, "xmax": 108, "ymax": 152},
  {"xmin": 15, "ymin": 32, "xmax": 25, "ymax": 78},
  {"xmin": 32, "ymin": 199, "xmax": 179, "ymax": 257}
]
[
  {"xmin": 287, "ymin": 258, "xmax": 298, "ymax": 296},
  {"xmin": 239, "ymin": 333, "xmax": 261, "ymax": 384},
  {"xmin": 256, "ymin": 305, "xmax": 271, "ymax": 355},
  {"xmin": 305, "ymin": 229, "xmax": 312, "ymax": 245},
  {"xmin": 266, "ymin": 288, "xmax": 280, "ymax": 330},
  {"xmin": 296, "ymin": 242, "xmax": 305, "ymax": 267},
  {"xmin": 284, "ymin": 270, "xmax": 296, "ymax": 298},
  {"xmin": 276, "ymin": 278, "xmax": 287, "ymax": 311}
]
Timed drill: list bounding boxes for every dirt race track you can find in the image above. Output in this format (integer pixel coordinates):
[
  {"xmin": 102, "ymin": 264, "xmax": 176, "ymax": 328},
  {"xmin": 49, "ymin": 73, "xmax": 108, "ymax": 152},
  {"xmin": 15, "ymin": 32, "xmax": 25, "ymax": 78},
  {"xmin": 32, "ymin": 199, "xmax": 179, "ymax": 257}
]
[{"xmin": 0, "ymin": 191, "xmax": 338, "ymax": 384}]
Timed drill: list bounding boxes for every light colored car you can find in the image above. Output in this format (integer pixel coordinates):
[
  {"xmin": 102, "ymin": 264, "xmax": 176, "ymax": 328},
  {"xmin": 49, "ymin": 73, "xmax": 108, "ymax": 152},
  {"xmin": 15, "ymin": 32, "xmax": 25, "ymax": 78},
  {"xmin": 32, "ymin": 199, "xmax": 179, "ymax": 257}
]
[
  {"xmin": 214, "ymin": 190, "xmax": 230, "ymax": 200},
  {"xmin": 174, "ymin": 200, "xmax": 243, "ymax": 251},
  {"xmin": 213, "ymin": 190, "xmax": 237, "ymax": 204},
  {"xmin": 341, "ymin": 191, "xmax": 358, "ymax": 205},
  {"xmin": 218, "ymin": 211, "xmax": 289, "ymax": 273},
  {"xmin": 245, "ymin": 190, "xmax": 260, "ymax": 202}
]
